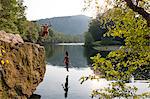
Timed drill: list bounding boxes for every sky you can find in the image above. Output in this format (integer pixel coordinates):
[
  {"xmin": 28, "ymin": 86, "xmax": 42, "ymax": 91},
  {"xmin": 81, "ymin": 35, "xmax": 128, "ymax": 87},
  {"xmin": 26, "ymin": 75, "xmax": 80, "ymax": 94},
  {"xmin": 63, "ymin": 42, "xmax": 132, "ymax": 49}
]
[{"xmin": 23, "ymin": 0, "xmax": 93, "ymax": 21}]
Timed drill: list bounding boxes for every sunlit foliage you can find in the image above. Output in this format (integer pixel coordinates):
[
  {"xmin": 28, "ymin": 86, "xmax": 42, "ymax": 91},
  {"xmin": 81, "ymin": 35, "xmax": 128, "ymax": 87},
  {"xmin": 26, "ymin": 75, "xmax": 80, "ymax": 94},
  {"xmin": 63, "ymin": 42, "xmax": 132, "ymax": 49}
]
[
  {"xmin": 84, "ymin": 0, "xmax": 150, "ymax": 26},
  {"xmin": 92, "ymin": 7, "xmax": 150, "ymax": 80},
  {"xmin": 82, "ymin": 0, "xmax": 150, "ymax": 98}
]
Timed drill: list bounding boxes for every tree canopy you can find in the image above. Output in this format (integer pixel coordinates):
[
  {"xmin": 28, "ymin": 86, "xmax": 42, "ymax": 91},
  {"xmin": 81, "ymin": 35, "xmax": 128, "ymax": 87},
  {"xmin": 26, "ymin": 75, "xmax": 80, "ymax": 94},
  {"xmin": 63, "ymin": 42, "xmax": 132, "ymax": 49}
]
[
  {"xmin": 0, "ymin": 0, "xmax": 41, "ymax": 42},
  {"xmin": 84, "ymin": 0, "xmax": 150, "ymax": 26},
  {"xmin": 82, "ymin": 0, "xmax": 150, "ymax": 98}
]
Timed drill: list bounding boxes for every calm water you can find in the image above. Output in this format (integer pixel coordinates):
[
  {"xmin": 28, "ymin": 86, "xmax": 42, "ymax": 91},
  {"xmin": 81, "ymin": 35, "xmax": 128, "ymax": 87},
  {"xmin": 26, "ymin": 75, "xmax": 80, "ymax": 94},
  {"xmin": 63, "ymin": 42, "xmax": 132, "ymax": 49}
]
[{"xmin": 34, "ymin": 43, "xmax": 150, "ymax": 99}]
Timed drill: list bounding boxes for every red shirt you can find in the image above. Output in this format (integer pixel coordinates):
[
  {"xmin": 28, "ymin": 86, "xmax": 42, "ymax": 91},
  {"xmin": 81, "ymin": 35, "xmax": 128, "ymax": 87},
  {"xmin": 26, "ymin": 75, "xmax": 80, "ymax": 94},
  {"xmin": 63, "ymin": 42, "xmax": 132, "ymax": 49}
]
[{"xmin": 64, "ymin": 56, "xmax": 69, "ymax": 64}]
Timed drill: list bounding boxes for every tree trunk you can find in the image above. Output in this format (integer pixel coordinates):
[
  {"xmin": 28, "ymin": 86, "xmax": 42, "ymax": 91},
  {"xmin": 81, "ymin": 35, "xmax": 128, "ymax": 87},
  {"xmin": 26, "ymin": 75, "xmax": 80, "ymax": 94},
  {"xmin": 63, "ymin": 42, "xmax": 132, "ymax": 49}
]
[{"xmin": 124, "ymin": 0, "xmax": 150, "ymax": 27}]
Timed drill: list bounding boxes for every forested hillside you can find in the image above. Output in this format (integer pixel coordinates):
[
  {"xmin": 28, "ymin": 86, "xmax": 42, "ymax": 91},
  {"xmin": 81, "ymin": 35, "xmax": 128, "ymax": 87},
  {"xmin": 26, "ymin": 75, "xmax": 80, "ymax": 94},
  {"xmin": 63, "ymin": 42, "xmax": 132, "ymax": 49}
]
[{"xmin": 36, "ymin": 15, "xmax": 91, "ymax": 35}]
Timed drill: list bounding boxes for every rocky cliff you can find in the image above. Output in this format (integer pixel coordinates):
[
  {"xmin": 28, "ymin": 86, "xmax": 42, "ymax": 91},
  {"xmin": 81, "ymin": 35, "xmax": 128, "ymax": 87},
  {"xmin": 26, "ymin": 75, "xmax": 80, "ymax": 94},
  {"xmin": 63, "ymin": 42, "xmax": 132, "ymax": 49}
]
[{"xmin": 0, "ymin": 31, "xmax": 46, "ymax": 99}]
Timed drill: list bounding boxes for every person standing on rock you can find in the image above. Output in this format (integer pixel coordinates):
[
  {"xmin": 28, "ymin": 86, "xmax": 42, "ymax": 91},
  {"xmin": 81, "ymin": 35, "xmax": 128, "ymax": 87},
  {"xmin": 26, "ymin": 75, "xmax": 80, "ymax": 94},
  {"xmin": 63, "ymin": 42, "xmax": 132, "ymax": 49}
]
[{"xmin": 64, "ymin": 51, "xmax": 69, "ymax": 72}]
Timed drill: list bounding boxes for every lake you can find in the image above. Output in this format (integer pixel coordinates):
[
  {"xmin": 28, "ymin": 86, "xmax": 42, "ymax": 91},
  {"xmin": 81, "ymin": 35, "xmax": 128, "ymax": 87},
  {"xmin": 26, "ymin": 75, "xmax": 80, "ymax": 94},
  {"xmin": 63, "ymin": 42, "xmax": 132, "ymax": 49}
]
[{"xmin": 33, "ymin": 43, "xmax": 150, "ymax": 99}]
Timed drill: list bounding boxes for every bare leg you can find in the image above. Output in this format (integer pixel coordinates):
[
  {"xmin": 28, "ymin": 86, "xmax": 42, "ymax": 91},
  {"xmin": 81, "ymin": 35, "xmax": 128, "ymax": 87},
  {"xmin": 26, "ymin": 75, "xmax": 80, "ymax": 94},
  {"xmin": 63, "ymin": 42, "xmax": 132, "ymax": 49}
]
[{"xmin": 66, "ymin": 63, "xmax": 69, "ymax": 72}]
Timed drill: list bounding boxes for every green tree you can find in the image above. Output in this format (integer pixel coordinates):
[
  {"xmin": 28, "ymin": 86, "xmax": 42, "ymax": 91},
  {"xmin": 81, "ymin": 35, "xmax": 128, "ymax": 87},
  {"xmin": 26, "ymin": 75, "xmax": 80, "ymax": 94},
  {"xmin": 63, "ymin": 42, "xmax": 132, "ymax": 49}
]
[
  {"xmin": 85, "ymin": 15, "xmax": 124, "ymax": 46},
  {"xmin": 0, "ymin": 0, "xmax": 41, "ymax": 42},
  {"xmin": 82, "ymin": 0, "xmax": 150, "ymax": 98},
  {"xmin": 0, "ymin": 0, "xmax": 18, "ymax": 33},
  {"xmin": 84, "ymin": 32, "xmax": 94, "ymax": 46},
  {"xmin": 84, "ymin": 0, "xmax": 150, "ymax": 26},
  {"xmin": 88, "ymin": 18, "xmax": 106, "ymax": 41},
  {"xmin": 23, "ymin": 21, "xmax": 41, "ymax": 43}
]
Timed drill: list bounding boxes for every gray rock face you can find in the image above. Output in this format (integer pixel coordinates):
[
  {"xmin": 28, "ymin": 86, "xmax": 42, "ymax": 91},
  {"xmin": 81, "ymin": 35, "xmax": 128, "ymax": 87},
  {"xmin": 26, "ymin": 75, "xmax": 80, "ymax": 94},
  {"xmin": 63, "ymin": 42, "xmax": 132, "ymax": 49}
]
[
  {"xmin": 0, "ymin": 30, "xmax": 24, "ymax": 44},
  {"xmin": 0, "ymin": 31, "xmax": 46, "ymax": 99}
]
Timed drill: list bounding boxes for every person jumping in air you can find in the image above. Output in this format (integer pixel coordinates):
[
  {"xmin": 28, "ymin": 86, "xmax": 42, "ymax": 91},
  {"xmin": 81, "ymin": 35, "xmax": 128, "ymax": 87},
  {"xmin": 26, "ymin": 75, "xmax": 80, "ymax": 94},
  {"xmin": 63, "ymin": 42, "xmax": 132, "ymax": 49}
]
[
  {"xmin": 42, "ymin": 24, "xmax": 49, "ymax": 38},
  {"xmin": 64, "ymin": 51, "xmax": 69, "ymax": 72}
]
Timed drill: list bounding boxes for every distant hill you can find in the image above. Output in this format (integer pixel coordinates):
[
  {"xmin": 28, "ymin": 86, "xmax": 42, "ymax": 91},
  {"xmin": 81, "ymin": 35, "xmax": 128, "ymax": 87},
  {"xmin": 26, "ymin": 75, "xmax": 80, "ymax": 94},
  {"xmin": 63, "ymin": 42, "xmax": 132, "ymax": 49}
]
[{"xmin": 36, "ymin": 15, "xmax": 91, "ymax": 35}]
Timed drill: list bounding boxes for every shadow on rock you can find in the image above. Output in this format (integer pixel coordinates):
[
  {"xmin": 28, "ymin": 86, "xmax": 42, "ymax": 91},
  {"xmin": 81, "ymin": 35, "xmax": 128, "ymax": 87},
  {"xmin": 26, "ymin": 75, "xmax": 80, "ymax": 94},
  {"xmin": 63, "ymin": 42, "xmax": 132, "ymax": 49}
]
[{"xmin": 29, "ymin": 94, "xmax": 41, "ymax": 99}]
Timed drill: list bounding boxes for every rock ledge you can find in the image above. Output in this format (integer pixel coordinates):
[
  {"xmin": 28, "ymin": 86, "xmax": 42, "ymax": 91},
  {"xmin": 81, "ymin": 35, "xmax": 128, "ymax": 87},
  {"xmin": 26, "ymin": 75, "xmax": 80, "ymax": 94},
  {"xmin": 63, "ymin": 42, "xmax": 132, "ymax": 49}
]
[{"xmin": 0, "ymin": 31, "xmax": 46, "ymax": 99}]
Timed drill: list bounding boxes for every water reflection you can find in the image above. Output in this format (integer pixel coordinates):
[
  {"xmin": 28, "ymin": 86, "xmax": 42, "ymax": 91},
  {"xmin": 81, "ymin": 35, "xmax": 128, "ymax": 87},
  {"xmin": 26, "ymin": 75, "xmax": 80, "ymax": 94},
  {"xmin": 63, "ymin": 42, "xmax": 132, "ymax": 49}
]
[
  {"xmin": 34, "ymin": 44, "xmax": 150, "ymax": 99},
  {"xmin": 29, "ymin": 94, "xmax": 41, "ymax": 99},
  {"xmin": 83, "ymin": 46, "xmax": 98, "ymax": 64},
  {"xmin": 64, "ymin": 51, "xmax": 69, "ymax": 72},
  {"xmin": 44, "ymin": 44, "xmax": 88, "ymax": 68},
  {"xmin": 83, "ymin": 46, "xmax": 111, "ymax": 64},
  {"xmin": 62, "ymin": 75, "xmax": 69, "ymax": 98},
  {"xmin": 44, "ymin": 44, "xmax": 111, "ymax": 67}
]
